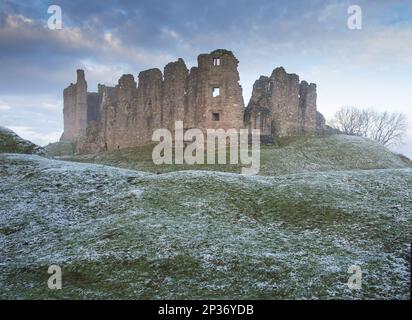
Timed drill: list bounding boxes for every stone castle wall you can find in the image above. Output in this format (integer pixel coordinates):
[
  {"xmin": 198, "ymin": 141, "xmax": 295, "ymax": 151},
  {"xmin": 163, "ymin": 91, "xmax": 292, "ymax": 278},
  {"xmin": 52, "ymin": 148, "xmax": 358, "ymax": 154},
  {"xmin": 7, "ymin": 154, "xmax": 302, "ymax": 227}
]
[
  {"xmin": 244, "ymin": 67, "xmax": 324, "ymax": 140},
  {"xmin": 60, "ymin": 69, "xmax": 88, "ymax": 140},
  {"xmin": 60, "ymin": 50, "xmax": 325, "ymax": 153}
]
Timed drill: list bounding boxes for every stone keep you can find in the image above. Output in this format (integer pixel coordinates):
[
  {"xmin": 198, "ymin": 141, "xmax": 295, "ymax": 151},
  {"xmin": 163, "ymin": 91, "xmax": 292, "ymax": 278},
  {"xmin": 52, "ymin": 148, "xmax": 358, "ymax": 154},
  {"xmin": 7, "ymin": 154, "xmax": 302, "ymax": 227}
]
[{"xmin": 60, "ymin": 49, "xmax": 325, "ymax": 153}]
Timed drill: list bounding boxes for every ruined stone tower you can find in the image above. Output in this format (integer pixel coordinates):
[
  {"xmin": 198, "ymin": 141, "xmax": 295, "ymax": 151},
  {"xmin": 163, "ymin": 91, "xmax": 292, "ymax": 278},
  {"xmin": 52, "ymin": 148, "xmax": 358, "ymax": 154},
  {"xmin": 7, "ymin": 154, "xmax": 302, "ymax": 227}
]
[
  {"xmin": 60, "ymin": 49, "xmax": 325, "ymax": 153},
  {"xmin": 187, "ymin": 49, "xmax": 244, "ymax": 131},
  {"xmin": 244, "ymin": 67, "xmax": 324, "ymax": 142},
  {"xmin": 60, "ymin": 69, "xmax": 88, "ymax": 140}
]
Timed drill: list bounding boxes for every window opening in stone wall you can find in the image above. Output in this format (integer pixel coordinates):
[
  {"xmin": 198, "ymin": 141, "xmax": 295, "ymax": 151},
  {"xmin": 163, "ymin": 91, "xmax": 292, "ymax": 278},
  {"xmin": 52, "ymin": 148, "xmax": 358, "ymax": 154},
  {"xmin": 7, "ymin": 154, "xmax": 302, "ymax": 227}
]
[
  {"xmin": 212, "ymin": 87, "xmax": 220, "ymax": 97},
  {"xmin": 212, "ymin": 112, "xmax": 220, "ymax": 121},
  {"xmin": 213, "ymin": 57, "xmax": 220, "ymax": 66}
]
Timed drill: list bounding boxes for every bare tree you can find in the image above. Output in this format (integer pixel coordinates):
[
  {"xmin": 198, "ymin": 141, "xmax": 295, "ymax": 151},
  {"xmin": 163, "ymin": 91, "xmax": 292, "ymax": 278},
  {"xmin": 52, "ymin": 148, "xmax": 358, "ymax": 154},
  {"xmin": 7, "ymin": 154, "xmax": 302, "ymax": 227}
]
[
  {"xmin": 331, "ymin": 106, "xmax": 408, "ymax": 146},
  {"xmin": 369, "ymin": 111, "xmax": 408, "ymax": 146}
]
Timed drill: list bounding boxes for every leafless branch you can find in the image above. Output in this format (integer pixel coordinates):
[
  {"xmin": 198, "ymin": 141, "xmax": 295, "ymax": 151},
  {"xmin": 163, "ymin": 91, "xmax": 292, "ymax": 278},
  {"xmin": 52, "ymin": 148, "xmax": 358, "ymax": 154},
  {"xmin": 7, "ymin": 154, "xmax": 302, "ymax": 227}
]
[{"xmin": 330, "ymin": 106, "xmax": 408, "ymax": 146}]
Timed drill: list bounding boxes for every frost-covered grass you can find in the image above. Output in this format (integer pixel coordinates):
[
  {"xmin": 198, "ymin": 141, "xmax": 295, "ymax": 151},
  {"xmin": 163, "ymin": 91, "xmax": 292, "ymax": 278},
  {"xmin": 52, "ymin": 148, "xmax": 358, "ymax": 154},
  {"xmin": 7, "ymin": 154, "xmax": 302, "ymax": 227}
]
[
  {"xmin": 58, "ymin": 134, "xmax": 411, "ymax": 176},
  {"xmin": 0, "ymin": 153, "xmax": 410, "ymax": 299}
]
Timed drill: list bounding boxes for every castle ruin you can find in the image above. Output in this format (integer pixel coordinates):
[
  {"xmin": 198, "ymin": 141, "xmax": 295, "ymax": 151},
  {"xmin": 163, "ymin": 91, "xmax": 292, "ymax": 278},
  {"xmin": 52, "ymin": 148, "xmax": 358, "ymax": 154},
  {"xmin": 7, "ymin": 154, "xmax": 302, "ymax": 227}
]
[{"xmin": 60, "ymin": 49, "xmax": 325, "ymax": 153}]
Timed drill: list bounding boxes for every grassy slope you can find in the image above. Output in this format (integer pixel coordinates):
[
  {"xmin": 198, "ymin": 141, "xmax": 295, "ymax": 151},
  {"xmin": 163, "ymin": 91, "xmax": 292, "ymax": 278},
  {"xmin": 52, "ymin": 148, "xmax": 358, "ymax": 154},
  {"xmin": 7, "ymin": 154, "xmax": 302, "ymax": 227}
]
[
  {"xmin": 0, "ymin": 154, "xmax": 410, "ymax": 299},
  {"xmin": 44, "ymin": 140, "xmax": 76, "ymax": 157},
  {"xmin": 0, "ymin": 126, "xmax": 46, "ymax": 155},
  {"xmin": 57, "ymin": 134, "xmax": 411, "ymax": 176}
]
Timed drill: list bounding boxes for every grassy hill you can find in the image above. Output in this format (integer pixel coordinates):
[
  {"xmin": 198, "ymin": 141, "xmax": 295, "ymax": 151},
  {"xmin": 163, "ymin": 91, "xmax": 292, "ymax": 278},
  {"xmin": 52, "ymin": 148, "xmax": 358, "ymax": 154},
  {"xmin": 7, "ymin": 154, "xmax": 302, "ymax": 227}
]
[
  {"xmin": 56, "ymin": 134, "xmax": 411, "ymax": 176},
  {"xmin": 0, "ymin": 126, "xmax": 46, "ymax": 156},
  {"xmin": 44, "ymin": 140, "xmax": 76, "ymax": 156},
  {"xmin": 0, "ymin": 153, "xmax": 410, "ymax": 299}
]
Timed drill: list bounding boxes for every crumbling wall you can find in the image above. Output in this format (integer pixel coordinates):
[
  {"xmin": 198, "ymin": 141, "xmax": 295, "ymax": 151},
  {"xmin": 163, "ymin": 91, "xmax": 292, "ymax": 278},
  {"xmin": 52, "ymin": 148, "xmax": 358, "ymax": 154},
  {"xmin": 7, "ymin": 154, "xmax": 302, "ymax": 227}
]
[
  {"xmin": 299, "ymin": 81, "xmax": 317, "ymax": 133},
  {"xmin": 71, "ymin": 49, "xmax": 246, "ymax": 154},
  {"xmin": 61, "ymin": 69, "xmax": 88, "ymax": 141},
  {"xmin": 76, "ymin": 84, "xmax": 115, "ymax": 154},
  {"xmin": 244, "ymin": 76, "xmax": 273, "ymax": 138},
  {"xmin": 162, "ymin": 58, "xmax": 189, "ymax": 131},
  {"xmin": 137, "ymin": 68, "xmax": 163, "ymax": 139},
  {"xmin": 77, "ymin": 75, "xmax": 141, "ymax": 153},
  {"xmin": 63, "ymin": 50, "xmax": 325, "ymax": 154},
  {"xmin": 187, "ymin": 49, "xmax": 245, "ymax": 132},
  {"xmin": 270, "ymin": 67, "xmax": 301, "ymax": 136},
  {"xmin": 245, "ymin": 66, "xmax": 325, "ymax": 139},
  {"xmin": 105, "ymin": 74, "xmax": 139, "ymax": 150}
]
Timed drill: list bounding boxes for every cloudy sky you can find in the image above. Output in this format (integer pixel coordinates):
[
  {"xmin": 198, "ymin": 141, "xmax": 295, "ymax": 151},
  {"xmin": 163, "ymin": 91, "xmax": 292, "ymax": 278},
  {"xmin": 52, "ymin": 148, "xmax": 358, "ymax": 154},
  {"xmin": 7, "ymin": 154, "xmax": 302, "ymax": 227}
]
[{"xmin": 0, "ymin": 0, "xmax": 411, "ymax": 157}]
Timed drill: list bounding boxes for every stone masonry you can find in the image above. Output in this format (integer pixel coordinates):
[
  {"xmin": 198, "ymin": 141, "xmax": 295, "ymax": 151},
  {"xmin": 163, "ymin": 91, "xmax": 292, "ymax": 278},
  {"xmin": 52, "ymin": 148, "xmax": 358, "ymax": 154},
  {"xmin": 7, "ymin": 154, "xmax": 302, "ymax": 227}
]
[
  {"xmin": 60, "ymin": 49, "xmax": 325, "ymax": 153},
  {"xmin": 244, "ymin": 67, "xmax": 325, "ymax": 142},
  {"xmin": 61, "ymin": 69, "xmax": 88, "ymax": 140}
]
